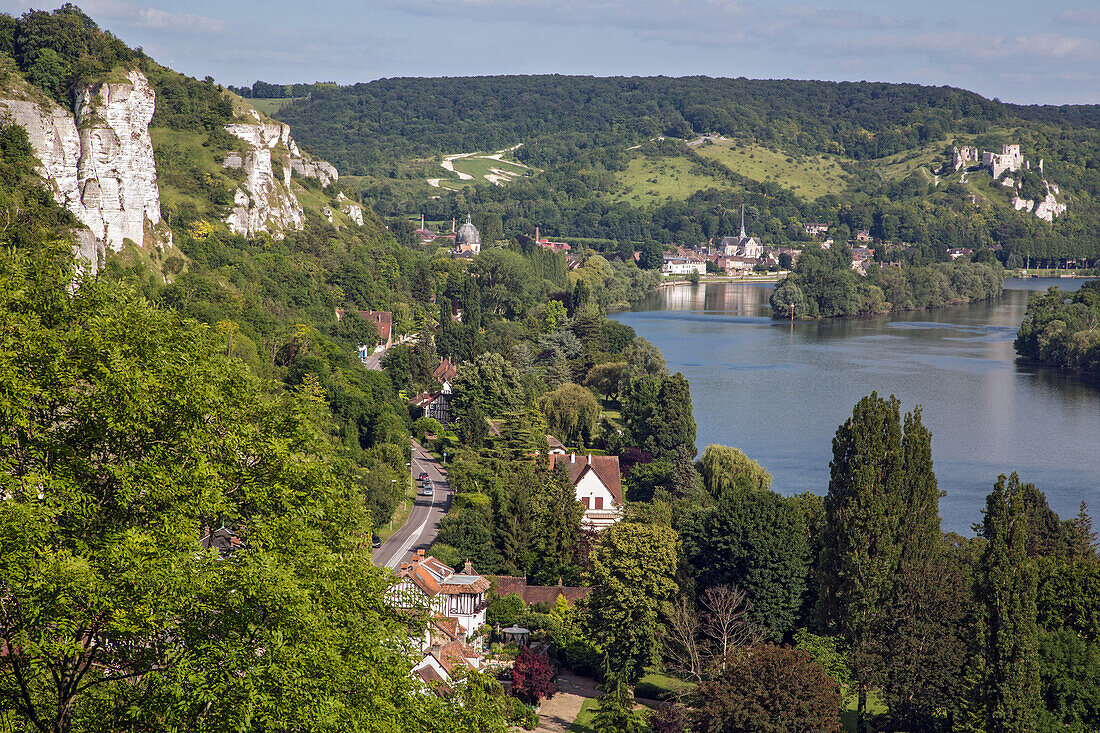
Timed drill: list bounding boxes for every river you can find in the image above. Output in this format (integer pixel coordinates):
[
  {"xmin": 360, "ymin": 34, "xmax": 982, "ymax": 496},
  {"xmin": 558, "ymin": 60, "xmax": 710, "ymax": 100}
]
[{"xmin": 613, "ymin": 278, "xmax": 1099, "ymax": 534}]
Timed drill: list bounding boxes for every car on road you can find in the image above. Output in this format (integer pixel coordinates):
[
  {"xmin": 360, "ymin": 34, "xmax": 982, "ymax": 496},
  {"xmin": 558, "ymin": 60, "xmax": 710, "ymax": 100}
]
[
  {"xmin": 418, "ymin": 471, "xmax": 429, "ymax": 482},
  {"xmin": 371, "ymin": 534, "xmax": 381, "ymax": 548},
  {"xmin": 419, "ymin": 483, "xmax": 434, "ymax": 496}
]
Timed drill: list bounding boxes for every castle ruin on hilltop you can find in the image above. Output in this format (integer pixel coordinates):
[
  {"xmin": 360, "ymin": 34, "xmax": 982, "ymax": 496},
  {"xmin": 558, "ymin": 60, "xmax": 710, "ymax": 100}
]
[{"xmin": 952, "ymin": 143, "xmax": 1042, "ymax": 179}]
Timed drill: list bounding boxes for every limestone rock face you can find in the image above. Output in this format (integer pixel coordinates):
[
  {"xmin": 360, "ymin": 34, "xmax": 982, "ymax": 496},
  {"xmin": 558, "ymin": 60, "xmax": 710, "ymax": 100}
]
[
  {"xmin": 338, "ymin": 192, "xmax": 364, "ymax": 226},
  {"xmin": 223, "ymin": 117, "xmax": 304, "ymax": 237},
  {"xmin": 0, "ymin": 69, "xmax": 170, "ymax": 271},
  {"xmin": 223, "ymin": 109, "xmax": 348, "ymax": 238}
]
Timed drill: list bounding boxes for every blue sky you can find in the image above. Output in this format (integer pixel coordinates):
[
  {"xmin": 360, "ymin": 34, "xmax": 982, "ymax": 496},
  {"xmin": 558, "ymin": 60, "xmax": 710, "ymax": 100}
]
[{"xmin": 4, "ymin": 0, "xmax": 1099, "ymax": 104}]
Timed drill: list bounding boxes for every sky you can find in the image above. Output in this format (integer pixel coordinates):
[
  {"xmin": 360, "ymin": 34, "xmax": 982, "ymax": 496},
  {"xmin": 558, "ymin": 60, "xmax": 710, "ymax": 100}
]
[{"xmin": 3, "ymin": 0, "xmax": 1100, "ymax": 105}]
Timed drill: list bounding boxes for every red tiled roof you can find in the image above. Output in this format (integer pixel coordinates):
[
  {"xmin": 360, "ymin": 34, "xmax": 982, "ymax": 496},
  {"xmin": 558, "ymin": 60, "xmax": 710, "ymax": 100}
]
[
  {"xmin": 334, "ymin": 308, "xmax": 393, "ymax": 342},
  {"xmin": 547, "ymin": 453, "xmax": 623, "ymax": 504},
  {"xmin": 493, "ymin": 576, "xmax": 592, "ymax": 606},
  {"xmin": 437, "ymin": 640, "xmax": 478, "ymax": 674},
  {"xmin": 433, "ymin": 357, "xmax": 457, "ymax": 382}
]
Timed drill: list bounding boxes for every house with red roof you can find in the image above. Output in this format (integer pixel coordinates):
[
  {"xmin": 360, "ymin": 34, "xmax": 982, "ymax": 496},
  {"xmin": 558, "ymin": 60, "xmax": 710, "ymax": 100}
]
[
  {"xmin": 410, "ymin": 614, "xmax": 482, "ymax": 691},
  {"xmin": 390, "ymin": 552, "xmax": 490, "ymax": 644},
  {"xmin": 334, "ymin": 308, "xmax": 393, "ymax": 349},
  {"xmin": 548, "ymin": 452, "xmax": 623, "ymax": 530}
]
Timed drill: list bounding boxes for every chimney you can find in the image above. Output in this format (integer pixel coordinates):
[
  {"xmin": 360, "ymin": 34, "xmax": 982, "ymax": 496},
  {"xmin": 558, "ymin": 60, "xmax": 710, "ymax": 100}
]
[
  {"xmin": 535, "ymin": 226, "xmax": 540, "ymax": 243},
  {"xmin": 588, "ymin": 454, "xmax": 592, "ymax": 464},
  {"xmin": 570, "ymin": 452, "xmax": 575, "ymax": 464},
  {"xmin": 417, "ymin": 549, "xmax": 425, "ymax": 557},
  {"xmin": 557, "ymin": 577, "xmax": 563, "ymax": 587},
  {"xmin": 401, "ymin": 563, "xmax": 408, "ymax": 571},
  {"xmin": 464, "ymin": 560, "xmax": 473, "ymax": 574},
  {"xmin": 420, "ymin": 213, "xmax": 425, "ymax": 230},
  {"xmin": 452, "ymin": 217, "xmax": 456, "ymax": 233}
]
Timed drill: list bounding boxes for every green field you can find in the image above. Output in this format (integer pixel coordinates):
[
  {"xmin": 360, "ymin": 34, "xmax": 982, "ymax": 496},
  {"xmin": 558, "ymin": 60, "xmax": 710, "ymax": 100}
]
[
  {"xmin": 249, "ymin": 97, "xmax": 304, "ymax": 116},
  {"xmin": 612, "ymin": 155, "xmax": 732, "ymax": 205},
  {"xmin": 451, "ymin": 155, "xmax": 528, "ymax": 181},
  {"xmin": 696, "ymin": 139, "xmax": 848, "ymax": 199}
]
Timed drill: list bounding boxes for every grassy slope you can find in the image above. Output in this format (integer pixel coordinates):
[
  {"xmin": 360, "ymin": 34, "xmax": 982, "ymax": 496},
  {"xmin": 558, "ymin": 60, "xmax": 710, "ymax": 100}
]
[
  {"xmin": 696, "ymin": 139, "xmax": 848, "ymax": 198},
  {"xmin": 249, "ymin": 97, "xmax": 304, "ymax": 116},
  {"xmin": 612, "ymin": 155, "xmax": 732, "ymax": 205}
]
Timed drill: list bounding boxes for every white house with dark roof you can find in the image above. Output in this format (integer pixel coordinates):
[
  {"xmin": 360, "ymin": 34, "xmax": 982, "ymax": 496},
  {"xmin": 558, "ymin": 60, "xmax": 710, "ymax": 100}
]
[{"xmin": 548, "ymin": 453, "xmax": 624, "ymax": 530}]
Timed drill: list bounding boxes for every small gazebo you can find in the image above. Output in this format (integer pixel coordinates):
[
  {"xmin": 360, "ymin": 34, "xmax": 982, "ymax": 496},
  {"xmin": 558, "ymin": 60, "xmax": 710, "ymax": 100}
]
[{"xmin": 501, "ymin": 625, "xmax": 530, "ymax": 646}]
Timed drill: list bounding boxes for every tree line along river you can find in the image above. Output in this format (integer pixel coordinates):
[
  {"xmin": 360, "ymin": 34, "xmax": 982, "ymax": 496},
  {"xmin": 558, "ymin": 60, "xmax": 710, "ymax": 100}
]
[{"xmin": 612, "ymin": 278, "xmax": 1100, "ymax": 534}]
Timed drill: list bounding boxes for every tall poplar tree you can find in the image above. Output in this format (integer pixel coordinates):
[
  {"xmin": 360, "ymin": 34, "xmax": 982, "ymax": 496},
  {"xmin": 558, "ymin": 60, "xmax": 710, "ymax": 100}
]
[
  {"xmin": 976, "ymin": 473, "xmax": 1040, "ymax": 732},
  {"xmin": 817, "ymin": 393, "xmax": 946, "ymax": 729},
  {"xmin": 900, "ymin": 407, "xmax": 941, "ymax": 562}
]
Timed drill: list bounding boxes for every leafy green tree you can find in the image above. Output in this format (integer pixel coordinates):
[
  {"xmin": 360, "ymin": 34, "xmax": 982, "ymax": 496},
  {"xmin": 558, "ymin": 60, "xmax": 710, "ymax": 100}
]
[
  {"xmin": 0, "ymin": 255, "xmax": 507, "ymax": 732},
  {"xmin": 699, "ymin": 444, "xmax": 772, "ymax": 500},
  {"xmin": 688, "ymin": 645, "xmax": 842, "ymax": 733},
  {"xmin": 1036, "ymin": 629, "xmax": 1100, "ymax": 732},
  {"xmin": 976, "ymin": 473, "xmax": 1041, "ymax": 733},
  {"xmin": 541, "ymin": 383, "xmax": 601, "ymax": 446},
  {"xmin": 679, "ymin": 490, "xmax": 809, "ymax": 641},
  {"xmin": 586, "ymin": 523, "xmax": 680, "ymax": 683},
  {"xmin": 771, "ymin": 279, "xmax": 805, "ymax": 319},
  {"xmin": 652, "ymin": 372, "xmax": 697, "ymax": 459},
  {"xmin": 817, "ymin": 393, "xmax": 905, "ymax": 640},
  {"xmin": 451, "ymin": 352, "xmax": 526, "ymax": 419}
]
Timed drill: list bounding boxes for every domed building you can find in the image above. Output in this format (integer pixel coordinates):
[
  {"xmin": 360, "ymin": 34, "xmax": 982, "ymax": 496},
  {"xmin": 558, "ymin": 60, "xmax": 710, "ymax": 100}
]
[{"xmin": 454, "ymin": 214, "xmax": 481, "ymax": 255}]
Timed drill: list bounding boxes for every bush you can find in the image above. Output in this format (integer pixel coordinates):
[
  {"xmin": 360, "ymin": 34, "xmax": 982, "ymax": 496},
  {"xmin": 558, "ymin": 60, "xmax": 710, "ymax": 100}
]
[{"xmin": 511, "ymin": 648, "xmax": 557, "ymax": 705}]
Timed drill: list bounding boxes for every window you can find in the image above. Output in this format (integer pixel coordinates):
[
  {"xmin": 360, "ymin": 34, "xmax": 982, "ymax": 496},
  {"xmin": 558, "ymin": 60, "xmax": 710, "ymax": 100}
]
[
  {"xmin": 582, "ymin": 497, "xmax": 590, "ymax": 509},
  {"xmin": 594, "ymin": 496, "xmax": 603, "ymax": 510}
]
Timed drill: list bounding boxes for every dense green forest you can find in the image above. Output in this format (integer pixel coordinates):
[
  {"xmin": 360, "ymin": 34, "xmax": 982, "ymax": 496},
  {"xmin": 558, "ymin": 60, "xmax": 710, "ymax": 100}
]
[
  {"xmin": 770, "ymin": 245, "xmax": 1004, "ymax": 318},
  {"xmin": 266, "ymin": 75, "xmax": 1100, "ymax": 264},
  {"xmin": 1015, "ymin": 281, "xmax": 1100, "ymax": 376}
]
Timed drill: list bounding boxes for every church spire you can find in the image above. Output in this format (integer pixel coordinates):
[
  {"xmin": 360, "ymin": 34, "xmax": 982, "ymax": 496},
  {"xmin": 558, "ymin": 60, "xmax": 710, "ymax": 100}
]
[{"xmin": 740, "ymin": 204, "xmax": 747, "ymax": 239}]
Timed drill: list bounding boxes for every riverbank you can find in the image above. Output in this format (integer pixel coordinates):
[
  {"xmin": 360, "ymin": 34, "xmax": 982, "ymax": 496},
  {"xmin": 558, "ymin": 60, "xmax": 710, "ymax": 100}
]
[
  {"xmin": 660, "ymin": 274, "xmax": 784, "ymax": 287},
  {"xmin": 613, "ymin": 278, "xmax": 1099, "ymax": 535}
]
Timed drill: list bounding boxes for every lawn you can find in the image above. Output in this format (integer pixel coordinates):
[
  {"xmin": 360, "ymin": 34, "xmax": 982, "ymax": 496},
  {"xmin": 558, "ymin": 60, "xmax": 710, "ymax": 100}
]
[
  {"xmin": 635, "ymin": 672, "xmax": 694, "ymax": 701},
  {"xmin": 567, "ymin": 698, "xmax": 598, "ymax": 733},
  {"xmin": 695, "ymin": 139, "xmax": 848, "ymax": 199},
  {"xmin": 840, "ymin": 688, "xmax": 887, "ymax": 732},
  {"xmin": 611, "ymin": 154, "xmax": 731, "ymax": 206}
]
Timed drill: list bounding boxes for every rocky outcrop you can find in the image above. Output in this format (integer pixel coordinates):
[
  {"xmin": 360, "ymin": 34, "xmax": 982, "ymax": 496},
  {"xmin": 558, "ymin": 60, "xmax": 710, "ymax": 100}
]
[
  {"xmin": 337, "ymin": 192, "xmax": 364, "ymax": 226},
  {"xmin": 1012, "ymin": 181, "xmax": 1066, "ymax": 223},
  {"xmin": 0, "ymin": 69, "xmax": 171, "ymax": 271},
  {"xmin": 223, "ymin": 117, "xmax": 304, "ymax": 237},
  {"xmin": 222, "ymin": 108, "xmax": 349, "ymax": 238}
]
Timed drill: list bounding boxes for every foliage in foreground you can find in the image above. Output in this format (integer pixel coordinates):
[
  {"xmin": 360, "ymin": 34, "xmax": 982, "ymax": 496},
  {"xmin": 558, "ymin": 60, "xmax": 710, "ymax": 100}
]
[{"xmin": 0, "ymin": 246, "xmax": 509, "ymax": 732}]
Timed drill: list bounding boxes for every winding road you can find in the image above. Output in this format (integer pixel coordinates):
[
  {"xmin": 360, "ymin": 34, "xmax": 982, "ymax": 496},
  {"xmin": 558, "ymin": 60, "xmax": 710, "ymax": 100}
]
[{"xmin": 372, "ymin": 439, "xmax": 452, "ymax": 569}]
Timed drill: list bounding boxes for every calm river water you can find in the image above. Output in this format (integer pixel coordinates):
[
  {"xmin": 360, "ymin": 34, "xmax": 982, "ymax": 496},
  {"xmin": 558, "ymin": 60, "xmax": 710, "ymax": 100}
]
[{"xmin": 613, "ymin": 278, "xmax": 1100, "ymax": 534}]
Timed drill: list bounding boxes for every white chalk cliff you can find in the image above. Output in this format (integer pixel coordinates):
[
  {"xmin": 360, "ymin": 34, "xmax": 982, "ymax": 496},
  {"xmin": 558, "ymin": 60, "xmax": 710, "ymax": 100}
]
[
  {"xmin": 223, "ymin": 108, "xmax": 351, "ymax": 238},
  {"xmin": 0, "ymin": 69, "xmax": 171, "ymax": 270}
]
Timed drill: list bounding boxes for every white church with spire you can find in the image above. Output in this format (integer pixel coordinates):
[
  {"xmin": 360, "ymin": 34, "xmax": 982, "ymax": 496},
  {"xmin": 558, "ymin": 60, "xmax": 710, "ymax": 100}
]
[{"xmin": 719, "ymin": 205, "xmax": 763, "ymax": 259}]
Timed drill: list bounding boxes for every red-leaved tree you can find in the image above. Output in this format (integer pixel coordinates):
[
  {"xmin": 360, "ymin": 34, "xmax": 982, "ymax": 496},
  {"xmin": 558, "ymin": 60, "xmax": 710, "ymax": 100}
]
[{"xmin": 511, "ymin": 648, "xmax": 557, "ymax": 704}]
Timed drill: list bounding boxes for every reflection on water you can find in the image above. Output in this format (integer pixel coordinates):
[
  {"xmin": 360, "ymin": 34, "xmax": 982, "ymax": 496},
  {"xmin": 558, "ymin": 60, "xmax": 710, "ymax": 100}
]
[{"xmin": 615, "ymin": 279, "xmax": 1100, "ymax": 534}]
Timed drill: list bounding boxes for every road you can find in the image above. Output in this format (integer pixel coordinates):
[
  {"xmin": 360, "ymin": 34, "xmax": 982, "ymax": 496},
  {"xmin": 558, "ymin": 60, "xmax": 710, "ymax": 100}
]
[{"xmin": 372, "ymin": 439, "xmax": 451, "ymax": 570}]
